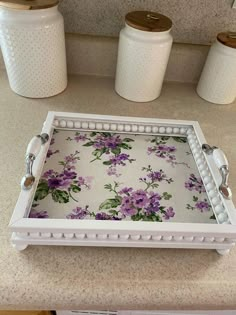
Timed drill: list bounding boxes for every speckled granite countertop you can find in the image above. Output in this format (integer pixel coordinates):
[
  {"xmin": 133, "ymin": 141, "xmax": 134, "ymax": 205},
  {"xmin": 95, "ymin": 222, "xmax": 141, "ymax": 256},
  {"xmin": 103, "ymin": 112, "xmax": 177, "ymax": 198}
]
[{"xmin": 0, "ymin": 71, "xmax": 236, "ymax": 311}]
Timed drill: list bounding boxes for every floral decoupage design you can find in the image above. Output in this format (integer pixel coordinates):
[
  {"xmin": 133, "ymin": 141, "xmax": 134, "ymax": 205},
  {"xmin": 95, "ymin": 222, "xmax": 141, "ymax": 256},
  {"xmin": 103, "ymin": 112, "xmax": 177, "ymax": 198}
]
[
  {"xmin": 67, "ymin": 166, "xmax": 175, "ymax": 221},
  {"xmin": 29, "ymin": 130, "xmax": 216, "ymax": 224},
  {"xmin": 147, "ymin": 136, "xmax": 190, "ymax": 168},
  {"xmin": 66, "ymin": 131, "xmax": 136, "ymax": 177},
  {"xmin": 185, "ymin": 174, "xmax": 216, "ymax": 220}
]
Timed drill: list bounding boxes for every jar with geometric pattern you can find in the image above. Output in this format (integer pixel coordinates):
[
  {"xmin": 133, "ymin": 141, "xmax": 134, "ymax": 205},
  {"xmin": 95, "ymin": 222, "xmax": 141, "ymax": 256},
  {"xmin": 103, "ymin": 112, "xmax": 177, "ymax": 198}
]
[{"xmin": 0, "ymin": 0, "xmax": 67, "ymax": 98}]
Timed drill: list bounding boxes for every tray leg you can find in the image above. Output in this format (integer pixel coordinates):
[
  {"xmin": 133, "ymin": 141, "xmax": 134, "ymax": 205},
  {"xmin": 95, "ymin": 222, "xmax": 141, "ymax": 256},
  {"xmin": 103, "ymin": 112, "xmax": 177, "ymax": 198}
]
[
  {"xmin": 12, "ymin": 243, "xmax": 28, "ymax": 251},
  {"xmin": 216, "ymin": 249, "xmax": 230, "ymax": 255}
]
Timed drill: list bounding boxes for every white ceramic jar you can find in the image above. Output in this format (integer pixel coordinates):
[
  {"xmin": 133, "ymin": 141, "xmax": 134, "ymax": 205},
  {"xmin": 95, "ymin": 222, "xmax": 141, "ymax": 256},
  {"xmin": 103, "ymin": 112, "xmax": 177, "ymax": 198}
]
[
  {"xmin": 115, "ymin": 11, "xmax": 173, "ymax": 102},
  {"xmin": 197, "ymin": 32, "xmax": 236, "ymax": 105},
  {"xmin": 0, "ymin": 0, "xmax": 67, "ymax": 98}
]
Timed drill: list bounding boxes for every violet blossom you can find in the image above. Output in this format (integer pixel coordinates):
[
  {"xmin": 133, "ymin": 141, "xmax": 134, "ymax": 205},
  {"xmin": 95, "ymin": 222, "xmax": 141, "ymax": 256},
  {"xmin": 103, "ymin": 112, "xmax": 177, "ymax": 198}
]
[
  {"xmin": 66, "ymin": 206, "xmax": 89, "ymax": 219},
  {"xmin": 163, "ymin": 207, "xmax": 175, "ymax": 220},
  {"xmin": 29, "ymin": 210, "xmax": 49, "ymax": 218},
  {"xmin": 185, "ymin": 174, "xmax": 205, "ymax": 193},
  {"xmin": 195, "ymin": 200, "xmax": 210, "ymax": 212}
]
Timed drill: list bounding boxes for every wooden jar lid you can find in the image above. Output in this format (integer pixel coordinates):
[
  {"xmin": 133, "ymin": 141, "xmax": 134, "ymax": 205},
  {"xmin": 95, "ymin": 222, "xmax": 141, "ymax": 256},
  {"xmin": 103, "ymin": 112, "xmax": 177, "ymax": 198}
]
[
  {"xmin": 217, "ymin": 32, "xmax": 236, "ymax": 49},
  {"xmin": 0, "ymin": 0, "xmax": 59, "ymax": 10},
  {"xmin": 125, "ymin": 11, "xmax": 172, "ymax": 32}
]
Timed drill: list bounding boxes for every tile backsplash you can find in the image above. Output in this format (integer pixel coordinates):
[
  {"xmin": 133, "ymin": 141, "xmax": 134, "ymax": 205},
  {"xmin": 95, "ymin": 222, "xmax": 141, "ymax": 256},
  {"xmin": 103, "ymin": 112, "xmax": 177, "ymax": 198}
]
[{"xmin": 59, "ymin": 0, "xmax": 236, "ymax": 45}]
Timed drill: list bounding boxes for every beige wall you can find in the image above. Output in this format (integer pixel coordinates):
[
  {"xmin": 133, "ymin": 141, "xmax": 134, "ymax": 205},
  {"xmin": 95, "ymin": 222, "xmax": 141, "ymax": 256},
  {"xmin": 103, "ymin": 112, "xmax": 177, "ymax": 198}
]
[{"xmin": 59, "ymin": 0, "xmax": 236, "ymax": 45}]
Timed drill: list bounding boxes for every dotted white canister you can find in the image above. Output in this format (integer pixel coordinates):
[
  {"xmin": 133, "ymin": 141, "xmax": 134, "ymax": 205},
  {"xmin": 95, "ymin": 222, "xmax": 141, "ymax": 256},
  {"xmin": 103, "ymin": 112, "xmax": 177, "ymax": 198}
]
[
  {"xmin": 0, "ymin": 0, "xmax": 67, "ymax": 98},
  {"xmin": 197, "ymin": 32, "xmax": 236, "ymax": 105},
  {"xmin": 115, "ymin": 11, "xmax": 173, "ymax": 102}
]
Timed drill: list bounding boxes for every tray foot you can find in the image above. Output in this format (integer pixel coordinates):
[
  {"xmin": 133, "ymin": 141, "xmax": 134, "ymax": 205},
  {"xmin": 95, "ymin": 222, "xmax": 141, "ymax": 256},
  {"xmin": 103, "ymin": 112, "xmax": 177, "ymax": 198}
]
[
  {"xmin": 12, "ymin": 243, "xmax": 28, "ymax": 251},
  {"xmin": 216, "ymin": 249, "xmax": 230, "ymax": 255}
]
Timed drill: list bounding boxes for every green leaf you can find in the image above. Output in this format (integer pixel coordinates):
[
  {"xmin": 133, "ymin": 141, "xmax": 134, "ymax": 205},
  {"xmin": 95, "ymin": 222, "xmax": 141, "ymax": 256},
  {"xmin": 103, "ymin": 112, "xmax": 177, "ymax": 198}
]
[
  {"xmin": 173, "ymin": 136, "xmax": 187, "ymax": 143},
  {"xmin": 108, "ymin": 209, "xmax": 119, "ymax": 216},
  {"xmin": 161, "ymin": 136, "xmax": 170, "ymax": 141},
  {"xmin": 90, "ymin": 132, "xmax": 97, "ymax": 137},
  {"xmin": 111, "ymin": 147, "xmax": 121, "ymax": 155},
  {"xmin": 52, "ymin": 190, "xmax": 69, "ymax": 203},
  {"xmin": 120, "ymin": 143, "xmax": 131, "ymax": 150},
  {"xmin": 104, "ymin": 184, "xmax": 112, "ymax": 190},
  {"xmin": 83, "ymin": 141, "xmax": 95, "ymax": 147},
  {"xmin": 101, "ymin": 132, "xmax": 112, "ymax": 137},
  {"xmin": 144, "ymin": 214, "xmax": 162, "ymax": 222},
  {"xmin": 99, "ymin": 198, "xmax": 121, "ymax": 210},
  {"xmin": 159, "ymin": 206, "xmax": 165, "ymax": 213},
  {"xmin": 131, "ymin": 214, "xmax": 142, "ymax": 221},
  {"xmin": 151, "ymin": 183, "xmax": 159, "ymax": 188},
  {"xmin": 103, "ymin": 160, "xmax": 112, "ymax": 165},
  {"xmin": 210, "ymin": 214, "xmax": 216, "ymax": 220},
  {"xmin": 123, "ymin": 138, "xmax": 134, "ymax": 142},
  {"xmin": 162, "ymin": 192, "xmax": 172, "ymax": 200},
  {"xmin": 71, "ymin": 185, "xmax": 81, "ymax": 193},
  {"xmin": 186, "ymin": 204, "xmax": 194, "ymax": 210},
  {"xmin": 92, "ymin": 149, "xmax": 101, "ymax": 156},
  {"xmin": 34, "ymin": 181, "xmax": 49, "ymax": 201},
  {"xmin": 193, "ymin": 196, "xmax": 198, "ymax": 202}
]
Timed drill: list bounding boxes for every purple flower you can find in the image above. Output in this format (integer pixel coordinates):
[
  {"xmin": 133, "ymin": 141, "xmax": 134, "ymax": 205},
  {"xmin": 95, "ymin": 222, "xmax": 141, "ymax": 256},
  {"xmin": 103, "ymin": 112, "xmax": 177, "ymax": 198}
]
[
  {"xmin": 147, "ymin": 147, "xmax": 156, "ymax": 155},
  {"xmin": 157, "ymin": 145, "xmax": 176, "ymax": 153},
  {"xmin": 74, "ymin": 134, "xmax": 87, "ymax": 142},
  {"xmin": 76, "ymin": 176, "xmax": 93, "ymax": 189},
  {"xmin": 47, "ymin": 149, "xmax": 53, "ymax": 158},
  {"xmin": 164, "ymin": 207, "xmax": 175, "ymax": 220},
  {"xmin": 168, "ymin": 146, "xmax": 176, "ymax": 152},
  {"xmin": 92, "ymin": 134, "xmax": 122, "ymax": 150},
  {"xmin": 107, "ymin": 167, "xmax": 120, "ymax": 177},
  {"xmin": 48, "ymin": 178, "xmax": 63, "ymax": 189},
  {"xmin": 109, "ymin": 153, "xmax": 130, "ymax": 166},
  {"xmin": 147, "ymin": 143, "xmax": 180, "ymax": 168},
  {"xmin": 59, "ymin": 179, "xmax": 72, "ymax": 189},
  {"xmin": 132, "ymin": 189, "xmax": 149, "ymax": 207},
  {"xmin": 95, "ymin": 212, "xmax": 121, "ymax": 220},
  {"xmin": 50, "ymin": 138, "xmax": 55, "ymax": 145},
  {"xmin": 62, "ymin": 170, "xmax": 77, "ymax": 179},
  {"xmin": 185, "ymin": 174, "xmax": 205, "ymax": 193},
  {"xmin": 144, "ymin": 192, "xmax": 161, "ymax": 214},
  {"xmin": 185, "ymin": 181, "xmax": 195, "ymax": 191},
  {"xmin": 195, "ymin": 200, "xmax": 210, "ymax": 212},
  {"xmin": 43, "ymin": 169, "xmax": 55, "ymax": 179},
  {"xmin": 119, "ymin": 187, "xmax": 133, "ymax": 195},
  {"xmin": 64, "ymin": 153, "xmax": 79, "ymax": 164},
  {"xmin": 29, "ymin": 210, "xmax": 49, "ymax": 218},
  {"xmin": 147, "ymin": 171, "xmax": 166, "ymax": 182},
  {"xmin": 66, "ymin": 206, "xmax": 89, "ymax": 219},
  {"xmin": 105, "ymin": 137, "xmax": 122, "ymax": 149},
  {"xmin": 120, "ymin": 196, "xmax": 137, "ymax": 216}
]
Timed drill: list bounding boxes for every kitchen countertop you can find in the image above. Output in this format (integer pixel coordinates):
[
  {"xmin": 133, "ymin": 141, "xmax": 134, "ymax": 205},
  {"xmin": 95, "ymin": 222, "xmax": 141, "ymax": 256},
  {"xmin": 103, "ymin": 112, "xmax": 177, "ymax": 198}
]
[{"xmin": 0, "ymin": 71, "xmax": 236, "ymax": 311}]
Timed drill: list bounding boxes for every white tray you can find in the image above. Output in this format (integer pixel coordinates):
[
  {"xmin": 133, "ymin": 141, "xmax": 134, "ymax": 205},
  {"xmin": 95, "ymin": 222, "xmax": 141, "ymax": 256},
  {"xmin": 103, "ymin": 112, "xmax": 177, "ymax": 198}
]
[{"xmin": 9, "ymin": 112, "xmax": 236, "ymax": 254}]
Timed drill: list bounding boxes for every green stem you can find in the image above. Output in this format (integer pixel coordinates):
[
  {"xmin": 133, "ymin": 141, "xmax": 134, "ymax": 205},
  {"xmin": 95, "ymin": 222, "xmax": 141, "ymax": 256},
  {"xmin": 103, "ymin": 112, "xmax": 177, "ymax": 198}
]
[
  {"xmin": 68, "ymin": 191, "xmax": 78, "ymax": 202},
  {"xmin": 90, "ymin": 156, "xmax": 102, "ymax": 163}
]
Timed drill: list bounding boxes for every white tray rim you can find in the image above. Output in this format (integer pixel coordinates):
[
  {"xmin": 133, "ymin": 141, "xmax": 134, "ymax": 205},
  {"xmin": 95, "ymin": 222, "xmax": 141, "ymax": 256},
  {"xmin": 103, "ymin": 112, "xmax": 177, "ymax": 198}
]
[{"xmin": 9, "ymin": 111, "xmax": 236, "ymax": 253}]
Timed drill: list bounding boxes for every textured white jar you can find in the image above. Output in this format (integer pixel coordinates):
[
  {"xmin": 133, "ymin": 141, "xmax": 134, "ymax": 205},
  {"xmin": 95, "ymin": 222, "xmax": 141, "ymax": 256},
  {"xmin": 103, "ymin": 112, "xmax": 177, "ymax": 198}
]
[
  {"xmin": 0, "ymin": 5, "xmax": 67, "ymax": 98},
  {"xmin": 115, "ymin": 13, "xmax": 173, "ymax": 102},
  {"xmin": 197, "ymin": 38, "xmax": 236, "ymax": 105}
]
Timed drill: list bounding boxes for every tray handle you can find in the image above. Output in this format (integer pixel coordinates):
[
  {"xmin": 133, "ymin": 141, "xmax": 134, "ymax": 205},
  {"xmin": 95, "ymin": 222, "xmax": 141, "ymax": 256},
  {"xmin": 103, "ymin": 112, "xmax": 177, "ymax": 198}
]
[
  {"xmin": 21, "ymin": 133, "xmax": 49, "ymax": 190},
  {"xmin": 202, "ymin": 144, "xmax": 232, "ymax": 200}
]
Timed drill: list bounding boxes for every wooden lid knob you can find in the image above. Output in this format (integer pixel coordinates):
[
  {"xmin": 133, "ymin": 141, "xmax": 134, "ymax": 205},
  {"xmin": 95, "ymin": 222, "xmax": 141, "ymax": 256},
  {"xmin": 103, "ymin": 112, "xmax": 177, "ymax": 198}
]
[
  {"xmin": 217, "ymin": 32, "xmax": 236, "ymax": 49},
  {"xmin": 0, "ymin": 0, "xmax": 59, "ymax": 10},
  {"xmin": 125, "ymin": 11, "xmax": 172, "ymax": 32}
]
